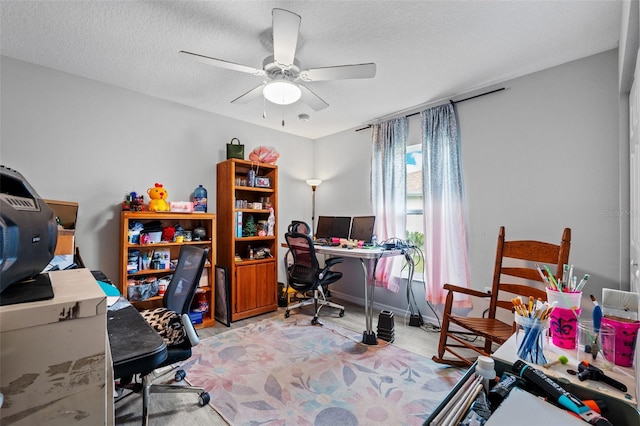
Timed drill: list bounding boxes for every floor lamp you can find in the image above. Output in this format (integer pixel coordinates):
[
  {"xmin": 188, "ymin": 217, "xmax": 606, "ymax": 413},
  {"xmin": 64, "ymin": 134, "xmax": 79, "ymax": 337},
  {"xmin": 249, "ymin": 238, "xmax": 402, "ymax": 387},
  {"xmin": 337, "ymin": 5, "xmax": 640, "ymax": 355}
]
[{"xmin": 305, "ymin": 179, "xmax": 322, "ymax": 236}]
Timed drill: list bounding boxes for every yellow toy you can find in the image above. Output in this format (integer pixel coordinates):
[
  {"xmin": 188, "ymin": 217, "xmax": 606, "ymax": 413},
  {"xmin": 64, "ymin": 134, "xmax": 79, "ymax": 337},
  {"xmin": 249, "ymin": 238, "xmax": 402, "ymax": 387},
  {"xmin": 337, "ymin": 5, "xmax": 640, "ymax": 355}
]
[{"xmin": 147, "ymin": 183, "xmax": 169, "ymax": 212}]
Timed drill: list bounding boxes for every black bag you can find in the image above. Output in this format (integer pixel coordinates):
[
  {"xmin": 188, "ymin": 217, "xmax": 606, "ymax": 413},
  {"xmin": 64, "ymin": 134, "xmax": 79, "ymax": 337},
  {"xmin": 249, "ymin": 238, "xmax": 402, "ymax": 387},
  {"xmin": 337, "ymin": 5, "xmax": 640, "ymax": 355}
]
[{"xmin": 226, "ymin": 138, "xmax": 244, "ymax": 160}]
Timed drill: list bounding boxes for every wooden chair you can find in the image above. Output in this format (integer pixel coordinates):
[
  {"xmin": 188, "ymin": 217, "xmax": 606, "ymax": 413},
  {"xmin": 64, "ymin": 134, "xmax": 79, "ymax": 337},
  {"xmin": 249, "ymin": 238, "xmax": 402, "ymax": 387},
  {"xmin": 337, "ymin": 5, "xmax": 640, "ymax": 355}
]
[{"xmin": 432, "ymin": 226, "xmax": 571, "ymax": 367}]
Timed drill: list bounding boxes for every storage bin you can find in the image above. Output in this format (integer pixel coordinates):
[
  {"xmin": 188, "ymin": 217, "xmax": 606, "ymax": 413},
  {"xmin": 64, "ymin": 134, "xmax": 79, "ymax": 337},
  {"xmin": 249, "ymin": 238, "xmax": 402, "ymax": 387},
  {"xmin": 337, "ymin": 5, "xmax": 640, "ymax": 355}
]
[
  {"xmin": 126, "ymin": 281, "xmax": 159, "ymax": 301},
  {"xmin": 189, "ymin": 310, "xmax": 203, "ymax": 324}
]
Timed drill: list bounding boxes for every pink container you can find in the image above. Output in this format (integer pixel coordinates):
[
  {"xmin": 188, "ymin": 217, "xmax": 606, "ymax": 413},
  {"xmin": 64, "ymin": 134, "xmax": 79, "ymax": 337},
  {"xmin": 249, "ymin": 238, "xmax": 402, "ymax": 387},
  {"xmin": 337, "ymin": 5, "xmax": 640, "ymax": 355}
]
[
  {"xmin": 601, "ymin": 317, "xmax": 640, "ymax": 367},
  {"xmin": 549, "ymin": 307, "xmax": 581, "ymax": 349}
]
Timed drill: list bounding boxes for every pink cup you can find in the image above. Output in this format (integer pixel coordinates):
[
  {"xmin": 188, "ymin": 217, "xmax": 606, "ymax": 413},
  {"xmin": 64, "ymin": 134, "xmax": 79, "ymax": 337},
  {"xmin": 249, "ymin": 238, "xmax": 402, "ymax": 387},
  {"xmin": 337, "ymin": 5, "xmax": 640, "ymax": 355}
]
[
  {"xmin": 601, "ymin": 317, "xmax": 640, "ymax": 367},
  {"xmin": 549, "ymin": 307, "xmax": 581, "ymax": 349}
]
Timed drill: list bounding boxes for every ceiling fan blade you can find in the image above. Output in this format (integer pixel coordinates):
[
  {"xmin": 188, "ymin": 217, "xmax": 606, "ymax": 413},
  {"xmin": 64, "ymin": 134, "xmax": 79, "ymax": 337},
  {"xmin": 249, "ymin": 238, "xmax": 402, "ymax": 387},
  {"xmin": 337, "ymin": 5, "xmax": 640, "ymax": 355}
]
[
  {"xmin": 300, "ymin": 63, "xmax": 376, "ymax": 82},
  {"xmin": 272, "ymin": 8, "xmax": 301, "ymax": 68},
  {"xmin": 299, "ymin": 85, "xmax": 329, "ymax": 111},
  {"xmin": 180, "ymin": 51, "xmax": 265, "ymax": 76},
  {"xmin": 231, "ymin": 83, "xmax": 266, "ymax": 104}
]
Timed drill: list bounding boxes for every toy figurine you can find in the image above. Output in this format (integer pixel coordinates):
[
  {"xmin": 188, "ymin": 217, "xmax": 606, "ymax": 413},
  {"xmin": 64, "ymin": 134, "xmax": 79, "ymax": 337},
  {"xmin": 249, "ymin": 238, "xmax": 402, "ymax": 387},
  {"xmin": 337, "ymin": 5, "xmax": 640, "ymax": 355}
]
[
  {"xmin": 267, "ymin": 207, "xmax": 275, "ymax": 236},
  {"xmin": 122, "ymin": 191, "xmax": 146, "ymax": 211},
  {"xmin": 147, "ymin": 183, "xmax": 170, "ymax": 212}
]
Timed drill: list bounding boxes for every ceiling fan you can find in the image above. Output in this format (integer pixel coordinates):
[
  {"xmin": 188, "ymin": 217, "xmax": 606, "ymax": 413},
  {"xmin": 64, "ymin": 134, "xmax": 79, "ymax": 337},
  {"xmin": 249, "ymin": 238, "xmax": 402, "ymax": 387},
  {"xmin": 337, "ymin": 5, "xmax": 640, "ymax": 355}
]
[{"xmin": 180, "ymin": 8, "xmax": 376, "ymax": 111}]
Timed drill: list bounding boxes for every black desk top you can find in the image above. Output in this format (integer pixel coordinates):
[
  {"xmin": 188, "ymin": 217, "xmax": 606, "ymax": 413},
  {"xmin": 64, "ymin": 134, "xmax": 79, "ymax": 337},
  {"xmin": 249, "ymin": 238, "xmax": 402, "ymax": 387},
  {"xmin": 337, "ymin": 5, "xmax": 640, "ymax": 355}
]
[{"xmin": 107, "ymin": 299, "xmax": 167, "ymax": 379}]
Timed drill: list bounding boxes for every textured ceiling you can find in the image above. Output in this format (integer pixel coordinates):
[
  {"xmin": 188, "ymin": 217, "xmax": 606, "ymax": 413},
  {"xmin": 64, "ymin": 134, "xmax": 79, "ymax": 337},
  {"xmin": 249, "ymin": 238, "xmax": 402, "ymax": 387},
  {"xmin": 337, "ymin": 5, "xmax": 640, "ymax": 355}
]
[{"xmin": 0, "ymin": 1, "xmax": 623, "ymax": 140}]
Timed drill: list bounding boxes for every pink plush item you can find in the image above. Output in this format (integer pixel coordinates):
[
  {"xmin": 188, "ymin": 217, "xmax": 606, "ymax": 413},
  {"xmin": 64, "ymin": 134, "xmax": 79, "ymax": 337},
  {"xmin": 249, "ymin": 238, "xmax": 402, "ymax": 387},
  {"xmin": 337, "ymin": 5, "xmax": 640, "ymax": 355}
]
[{"xmin": 249, "ymin": 146, "xmax": 279, "ymax": 164}]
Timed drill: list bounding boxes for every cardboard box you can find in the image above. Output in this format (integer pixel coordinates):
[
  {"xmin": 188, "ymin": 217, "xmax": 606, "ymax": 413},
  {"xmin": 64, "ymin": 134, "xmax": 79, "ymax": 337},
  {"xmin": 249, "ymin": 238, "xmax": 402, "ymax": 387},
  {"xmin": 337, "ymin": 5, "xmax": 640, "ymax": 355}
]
[
  {"xmin": 0, "ymin": 269, "xmax": 108, "ymax": 424},
  {"xmin": 44, "ymin": 199, "xmax": 78, "ymax": 255},
  {"xmin": 198, "ymin": 268, "xmax": 209, "ymax": 287},
  {"xmin": 55, "ymin": 229, "xmax": 75, "ymax": 255}
]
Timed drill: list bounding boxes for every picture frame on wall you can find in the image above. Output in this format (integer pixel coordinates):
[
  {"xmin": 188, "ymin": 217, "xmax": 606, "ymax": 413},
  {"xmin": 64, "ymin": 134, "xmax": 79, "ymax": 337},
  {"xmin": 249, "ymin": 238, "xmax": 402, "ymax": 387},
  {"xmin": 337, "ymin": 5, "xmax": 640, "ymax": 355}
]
[{"xmin": 214, "ymin": 265, "xmax": 231, "ymax": 327}]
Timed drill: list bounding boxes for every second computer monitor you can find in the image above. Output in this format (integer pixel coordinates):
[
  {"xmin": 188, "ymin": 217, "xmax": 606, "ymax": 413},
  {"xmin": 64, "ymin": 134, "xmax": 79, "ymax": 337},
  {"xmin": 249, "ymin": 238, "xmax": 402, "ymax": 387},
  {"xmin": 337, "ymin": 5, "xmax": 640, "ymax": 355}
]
[
  {"xmin": 315, "ymin": 216, "xmax": 351, "ymax": 239},
  {"xmin": 349, "ymin": 216, "xmax": 376, "ymax": 243}
]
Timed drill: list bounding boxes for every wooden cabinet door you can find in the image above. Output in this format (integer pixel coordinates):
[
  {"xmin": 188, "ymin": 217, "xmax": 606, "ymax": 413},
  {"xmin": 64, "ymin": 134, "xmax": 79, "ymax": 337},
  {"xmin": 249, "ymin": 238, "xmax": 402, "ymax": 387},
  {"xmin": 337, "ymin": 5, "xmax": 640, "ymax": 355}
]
[
  {"xmin": 234, "ymin": 262, "xmax": 277, "ymax": 314},
  {"xmin": 255, "ymin": 261, "xmax": 277, "ymax": 307}
]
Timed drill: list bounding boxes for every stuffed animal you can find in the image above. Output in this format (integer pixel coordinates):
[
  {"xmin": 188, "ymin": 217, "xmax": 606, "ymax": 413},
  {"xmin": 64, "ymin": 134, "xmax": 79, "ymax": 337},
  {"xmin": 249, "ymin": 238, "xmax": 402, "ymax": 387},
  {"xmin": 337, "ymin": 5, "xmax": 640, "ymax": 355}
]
[{"xmin": 147, "ymin": 183, "xmax": 170, "ymax": 212}]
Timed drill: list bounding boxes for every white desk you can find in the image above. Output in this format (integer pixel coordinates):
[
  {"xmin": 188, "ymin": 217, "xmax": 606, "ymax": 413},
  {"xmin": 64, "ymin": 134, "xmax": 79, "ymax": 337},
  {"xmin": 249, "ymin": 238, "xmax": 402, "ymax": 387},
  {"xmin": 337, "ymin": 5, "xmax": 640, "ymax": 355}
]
[
  {"xmin": 492, "ymin": 332, "xmax": 638, "ymax": 408},
  {"xmin": 313, "ymin": 245, "xmax": 404, "ymax": 345}
]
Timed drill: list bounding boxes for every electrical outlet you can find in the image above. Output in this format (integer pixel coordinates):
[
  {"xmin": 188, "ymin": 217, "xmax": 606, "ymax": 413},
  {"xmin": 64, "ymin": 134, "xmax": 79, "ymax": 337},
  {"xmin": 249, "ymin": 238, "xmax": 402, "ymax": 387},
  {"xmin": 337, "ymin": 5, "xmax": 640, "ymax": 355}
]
[{"xmin": 484, "ymin": 287, "xmax": 492, "ymax": 294}]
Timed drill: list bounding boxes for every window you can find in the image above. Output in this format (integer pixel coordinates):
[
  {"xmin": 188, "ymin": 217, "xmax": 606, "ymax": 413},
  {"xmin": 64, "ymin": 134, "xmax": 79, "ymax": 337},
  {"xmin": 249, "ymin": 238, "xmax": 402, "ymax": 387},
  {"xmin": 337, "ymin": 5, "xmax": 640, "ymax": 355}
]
[{"xmin": 406, "ymin": 143, "xmax": 425, "ymax": 276}]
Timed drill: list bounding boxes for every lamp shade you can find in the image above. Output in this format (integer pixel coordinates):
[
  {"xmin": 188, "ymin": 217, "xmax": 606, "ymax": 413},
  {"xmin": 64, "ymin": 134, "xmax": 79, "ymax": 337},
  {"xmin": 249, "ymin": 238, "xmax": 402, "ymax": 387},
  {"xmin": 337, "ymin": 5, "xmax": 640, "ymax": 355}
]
[
  {"xmin": 263, "ymin": 79, "xmax": 302, "ymax": 105},
  {"xmin": 306, "ymin": 179, "xmax": 322, "ymax": 187}
]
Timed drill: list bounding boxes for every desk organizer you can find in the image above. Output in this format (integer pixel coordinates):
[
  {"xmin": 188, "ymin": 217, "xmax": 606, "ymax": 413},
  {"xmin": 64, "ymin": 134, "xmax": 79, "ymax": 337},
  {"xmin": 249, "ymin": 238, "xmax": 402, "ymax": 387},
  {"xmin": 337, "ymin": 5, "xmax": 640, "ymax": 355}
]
[{"xmin": 601, "ymin": 316, "xmax": 640, "ymax": 367}]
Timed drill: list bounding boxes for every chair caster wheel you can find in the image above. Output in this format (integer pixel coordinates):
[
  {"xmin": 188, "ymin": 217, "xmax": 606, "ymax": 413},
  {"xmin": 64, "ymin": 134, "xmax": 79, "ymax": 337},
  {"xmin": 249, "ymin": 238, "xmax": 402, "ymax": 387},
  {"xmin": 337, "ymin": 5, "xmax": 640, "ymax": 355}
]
[
  {"xmin": 311, "ymin": 318, "xmax": 319, "ymax": 325},
  {"xmin": 339, "ymin": 310, "xmax": 345, "ymax": 317},
  {"xmin": 284, "ymin": 310, "xmax": 290, "ymax": 318},
  {"xmin": 175, "ymin": 370, "xmax": 186, "ymax": 382},
  {"xmin": 198, "ymin": 391, "xmax": 210, "ymax": 406}
]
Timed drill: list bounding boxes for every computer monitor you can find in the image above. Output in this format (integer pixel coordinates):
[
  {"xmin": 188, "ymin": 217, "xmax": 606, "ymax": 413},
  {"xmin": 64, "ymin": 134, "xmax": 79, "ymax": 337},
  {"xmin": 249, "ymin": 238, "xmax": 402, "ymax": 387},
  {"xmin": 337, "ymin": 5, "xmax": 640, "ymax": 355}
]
[
  {"xmin": 315, "ymin": 216, "xmax": 352, "ymax": 239},
  {"xmin": 315, "ymin": 216, "xmax": 334, "ymax": 239},
  {"xmin": 332, "ymin": 216, "xmax": 351, "ymax": 239},
  {"xmin": 350, "ymin": 216, "xmax": 376, "ymax": 243}
]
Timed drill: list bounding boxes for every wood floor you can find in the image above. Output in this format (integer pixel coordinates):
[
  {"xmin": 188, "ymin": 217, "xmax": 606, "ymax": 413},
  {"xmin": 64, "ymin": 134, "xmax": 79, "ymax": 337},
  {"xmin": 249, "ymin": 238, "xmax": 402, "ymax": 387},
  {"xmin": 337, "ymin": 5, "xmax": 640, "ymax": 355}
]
[{"xmin": 114, "ymin": 299, "xmax": 444, "ymax": 425}]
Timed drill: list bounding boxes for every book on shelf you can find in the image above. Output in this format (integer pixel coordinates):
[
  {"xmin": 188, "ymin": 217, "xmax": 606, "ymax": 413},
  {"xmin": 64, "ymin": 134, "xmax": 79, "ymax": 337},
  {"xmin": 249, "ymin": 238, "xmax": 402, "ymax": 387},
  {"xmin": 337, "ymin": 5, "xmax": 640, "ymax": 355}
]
[{"xmin": 236, "ymin": 211, "xmax": 243, "ymax": 238}]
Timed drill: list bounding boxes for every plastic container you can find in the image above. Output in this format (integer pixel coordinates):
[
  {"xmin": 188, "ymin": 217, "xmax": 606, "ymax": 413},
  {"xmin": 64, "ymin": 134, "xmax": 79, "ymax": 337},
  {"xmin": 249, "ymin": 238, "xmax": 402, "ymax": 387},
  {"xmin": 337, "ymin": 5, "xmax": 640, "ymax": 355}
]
[
  {"xmin": 193, "ymin": 185, "xmax": 208, "ymax": 213},
  {"xmin": 576, "ymin": 320, "xmax": 616, "ymax": 369},
  {"xmin": 546, "ymin": 288, "xmax": 581, "ymax": 349},
  {"xmin": 601, "ymin": 317, "xmax": 640, "ymax": 367},
  {"xmin": 546, "ymin": 288, "xmax": 582, "ymax": 310},
  {"xmin": 475, "ymin": 356, "xmax": 496, "ymax": 393},
  {"xmin": 514, "ymin": 315, "xmax": 549, "ymax": 365}
]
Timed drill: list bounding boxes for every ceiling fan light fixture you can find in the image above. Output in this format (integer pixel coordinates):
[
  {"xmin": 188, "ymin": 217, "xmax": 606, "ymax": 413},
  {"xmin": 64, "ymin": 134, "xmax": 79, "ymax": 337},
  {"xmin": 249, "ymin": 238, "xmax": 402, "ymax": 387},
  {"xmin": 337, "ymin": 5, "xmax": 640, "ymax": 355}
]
[{"xmin": 263, "ymin": 79, "xmax": 302, "ymax": 105}]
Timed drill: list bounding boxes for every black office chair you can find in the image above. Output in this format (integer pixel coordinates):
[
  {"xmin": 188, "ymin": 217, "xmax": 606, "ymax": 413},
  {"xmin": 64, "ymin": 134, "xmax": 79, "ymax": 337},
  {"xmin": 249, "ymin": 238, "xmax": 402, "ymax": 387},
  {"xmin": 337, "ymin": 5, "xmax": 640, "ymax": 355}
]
[
  {"xmin": 284, "ymin": 223, "xmax": 345, "ymax": 325},
  {"xmin": 129, "ymin": 245, "xmax": 211, "ymax": 425}
]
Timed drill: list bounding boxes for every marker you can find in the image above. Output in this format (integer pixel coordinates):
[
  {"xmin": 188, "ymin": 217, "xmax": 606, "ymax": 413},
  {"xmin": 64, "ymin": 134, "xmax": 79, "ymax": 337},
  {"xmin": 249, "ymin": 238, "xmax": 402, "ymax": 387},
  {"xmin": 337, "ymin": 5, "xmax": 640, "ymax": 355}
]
[{"xmin": 576, "ymin": 274, "xmax": 590, "ymax": 291}]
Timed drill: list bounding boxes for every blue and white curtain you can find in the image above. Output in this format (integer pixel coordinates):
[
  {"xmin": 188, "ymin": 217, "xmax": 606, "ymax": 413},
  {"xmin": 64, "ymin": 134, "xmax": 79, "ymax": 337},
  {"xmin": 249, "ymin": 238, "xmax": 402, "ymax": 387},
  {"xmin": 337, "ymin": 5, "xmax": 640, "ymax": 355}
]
[
  {"xmin": 371, "ymin": 117, "xmax": 407, "ymax": 292},
  {"xmin": 421, "ymin": 104, "xmax": 471, "ymax": 307}
]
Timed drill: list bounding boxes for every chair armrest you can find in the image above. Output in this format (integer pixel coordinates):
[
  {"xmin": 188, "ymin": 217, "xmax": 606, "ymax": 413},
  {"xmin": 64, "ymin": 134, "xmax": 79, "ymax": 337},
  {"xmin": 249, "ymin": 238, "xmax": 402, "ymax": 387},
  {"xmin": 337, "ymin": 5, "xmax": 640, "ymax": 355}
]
[
  {"xmin": 325, "ymin": 257, "xmax": 344, "ymax": 267},
  {"xmin": 181, "ymin": 313, "xmax": 200, "ymax": 347},
  {"xmin": 443, "ymin": 283, "xmax": 491, "ymax": 298}
]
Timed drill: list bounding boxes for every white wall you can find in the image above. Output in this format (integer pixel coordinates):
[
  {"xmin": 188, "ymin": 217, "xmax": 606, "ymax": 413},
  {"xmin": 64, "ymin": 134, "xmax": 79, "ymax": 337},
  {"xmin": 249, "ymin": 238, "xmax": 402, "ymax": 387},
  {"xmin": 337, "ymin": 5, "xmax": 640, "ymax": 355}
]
[
  {"xmin": 0, "ymin": 56, "xmax": 313, "ymax": 283},
  {"xmin": 314, "ymin": 50, "xmax": 624, "ymax": 323}
]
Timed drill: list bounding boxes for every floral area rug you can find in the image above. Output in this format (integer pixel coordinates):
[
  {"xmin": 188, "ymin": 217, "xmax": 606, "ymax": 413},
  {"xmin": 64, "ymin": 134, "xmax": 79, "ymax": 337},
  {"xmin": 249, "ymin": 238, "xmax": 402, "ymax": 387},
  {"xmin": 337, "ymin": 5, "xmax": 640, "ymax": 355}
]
[{"xmin": 182, "ymin": 317, "xmax": 462, "ymax": 425}]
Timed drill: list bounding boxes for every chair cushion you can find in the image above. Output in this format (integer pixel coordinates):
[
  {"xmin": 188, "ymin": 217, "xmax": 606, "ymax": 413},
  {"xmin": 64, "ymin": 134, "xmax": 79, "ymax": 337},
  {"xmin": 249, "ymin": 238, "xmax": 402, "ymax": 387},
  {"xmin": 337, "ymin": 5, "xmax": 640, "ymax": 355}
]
[{"xmin": 140, "ymin": 307, "xmax": 186, "ymax": 346}]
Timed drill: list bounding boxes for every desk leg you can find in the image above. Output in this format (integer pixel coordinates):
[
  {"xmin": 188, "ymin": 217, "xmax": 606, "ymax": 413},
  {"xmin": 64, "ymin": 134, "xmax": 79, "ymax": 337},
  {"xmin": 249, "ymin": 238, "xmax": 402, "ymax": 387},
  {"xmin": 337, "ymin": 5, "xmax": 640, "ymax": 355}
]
[{"xmin": 360, "ymin": 258, "xmax": 378, "ymax": 345}]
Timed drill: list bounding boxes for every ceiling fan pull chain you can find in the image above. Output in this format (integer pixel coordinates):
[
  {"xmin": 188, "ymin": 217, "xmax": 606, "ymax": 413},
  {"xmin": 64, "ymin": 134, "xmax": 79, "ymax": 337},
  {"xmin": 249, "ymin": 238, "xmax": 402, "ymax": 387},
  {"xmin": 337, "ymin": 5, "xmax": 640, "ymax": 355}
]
[
  {"xmin": 263, "ymin": 96, "xmax": 267, "ymax": 119},
  {"xmin": 282, "ymin": 108, "xmax": 285, "ymax": 127}
]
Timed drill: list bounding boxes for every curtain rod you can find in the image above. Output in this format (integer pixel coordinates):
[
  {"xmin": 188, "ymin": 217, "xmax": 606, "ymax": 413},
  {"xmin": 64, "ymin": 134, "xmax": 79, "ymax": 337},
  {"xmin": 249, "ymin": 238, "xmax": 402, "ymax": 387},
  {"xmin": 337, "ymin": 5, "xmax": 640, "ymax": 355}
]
[{"xmin": 355, "ymin": 87, "xmax": 505, "ymax": 132}]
